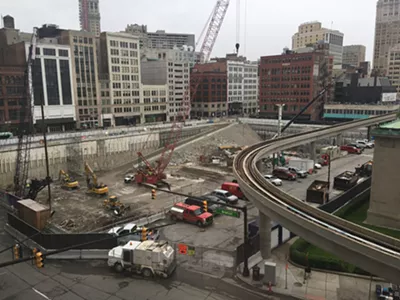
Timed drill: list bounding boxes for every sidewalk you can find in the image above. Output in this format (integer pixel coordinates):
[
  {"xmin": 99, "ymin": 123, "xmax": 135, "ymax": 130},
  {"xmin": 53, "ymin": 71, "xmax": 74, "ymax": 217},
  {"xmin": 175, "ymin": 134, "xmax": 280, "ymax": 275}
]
[{"xmin": 237, "ymin": 239, "xmax": 388, "ymax": 300}]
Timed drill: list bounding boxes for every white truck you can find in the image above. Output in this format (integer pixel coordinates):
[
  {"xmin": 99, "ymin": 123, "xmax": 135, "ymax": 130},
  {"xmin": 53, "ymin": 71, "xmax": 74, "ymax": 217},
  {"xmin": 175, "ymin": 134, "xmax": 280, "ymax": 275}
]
[
  {"xmin": 287, "ymin": 158, "xmax": 315, "ymax": 174},
  {"xmin": 107, "ymin": 240, "xmax": 176, "ymax": 278}
]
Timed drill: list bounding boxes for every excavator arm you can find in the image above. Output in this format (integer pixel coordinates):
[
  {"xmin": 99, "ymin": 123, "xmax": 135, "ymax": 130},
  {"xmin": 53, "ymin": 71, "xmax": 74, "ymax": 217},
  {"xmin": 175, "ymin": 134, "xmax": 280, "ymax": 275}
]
[
  {"xmin": 84, "ymin": 162, "xmax": 98, "ymax": 187},
  {"xmin": 26, "ymin": 178, "xmax": 52, "ymax": 200}
]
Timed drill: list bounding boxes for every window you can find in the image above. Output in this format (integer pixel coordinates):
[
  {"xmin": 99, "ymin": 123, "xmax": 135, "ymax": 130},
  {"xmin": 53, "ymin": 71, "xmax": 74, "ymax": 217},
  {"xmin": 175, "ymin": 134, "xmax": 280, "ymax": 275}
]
[
  {"xmin": 43, "ymin": 48, "xmax": 56, "ymax": 56},
  {"xmin": 32, "ymin": 58, "xmax": 44, "ymax": 105},
  {"xmin": 59, "ymin": 60, "xmax": 72, "ymax": 105},
  {"xmin": 111, "ymin": 49, "xmax": 119, "ymax": 56},
  {"xmin": 58, "ymin": 49, "xmax": 69, "ymax": 57}
]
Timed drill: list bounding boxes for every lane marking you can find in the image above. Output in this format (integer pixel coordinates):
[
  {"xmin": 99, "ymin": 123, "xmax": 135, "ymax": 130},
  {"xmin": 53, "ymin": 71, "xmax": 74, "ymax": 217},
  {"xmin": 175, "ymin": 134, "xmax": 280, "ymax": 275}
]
[{"xmin": 32, "ymin": 288, "xmax": 52, "ymax": 300}]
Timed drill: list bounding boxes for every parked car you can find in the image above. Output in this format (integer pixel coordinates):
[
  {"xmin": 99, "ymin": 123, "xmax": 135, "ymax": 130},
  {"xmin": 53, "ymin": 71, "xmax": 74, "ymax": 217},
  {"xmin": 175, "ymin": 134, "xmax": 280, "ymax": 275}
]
[
  {"xmin": 287, "ymin": 166, "xmax": 308, "ymax": 178},
  {"xmin": 272, "ymin": 167, "xmax": 296, "ymax": 181},
  {"xmin": 184, "ymin": 196, "xmax": 223, "ymax": 215},
  {"xmin": 356, "ymin": 140, "xmax": 374, "ymax": 148},
  {"xmin": 340, "ymin": 145, "xmax": 362, "ymax": 154},
  {"xmin": 314, "ymin": 163, "xmax": 322, "ymax": 169},
  {"xmin": 124, "ymin": 174, "xmax": 135, "ymax": 183},
  {"xmin": 221, "ymin": 182, "xmax": 245, "ymax": 199},
  {"xmin": 108, "ymin": 223, "xmax": 159, "ymax": 245},
  {"xmin": 209, "ymin": 189, "xmax": 239, "ymax": 204},
  {"xmin": 348, "ymin": 142, "xmax": 366, "ymax": 150},
  {"xmin": 263, "ymin": 174, "xmax": 283, "ymax": 186}
]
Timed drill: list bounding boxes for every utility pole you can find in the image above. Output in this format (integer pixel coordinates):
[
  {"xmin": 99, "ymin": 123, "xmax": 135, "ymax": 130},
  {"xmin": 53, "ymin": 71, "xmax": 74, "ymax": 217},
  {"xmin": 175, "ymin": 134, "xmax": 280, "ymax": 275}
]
[{"xmin": 273, "ymin": 104, "xmax": 285, "ymax": 168}]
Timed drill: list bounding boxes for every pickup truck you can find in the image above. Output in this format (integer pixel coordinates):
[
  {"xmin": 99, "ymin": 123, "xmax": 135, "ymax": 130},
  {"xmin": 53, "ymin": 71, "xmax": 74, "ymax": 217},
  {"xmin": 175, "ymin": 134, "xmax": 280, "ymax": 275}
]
[{"xmin": 168, "ymin": 202, "xmax": 213, "ymax": 227}]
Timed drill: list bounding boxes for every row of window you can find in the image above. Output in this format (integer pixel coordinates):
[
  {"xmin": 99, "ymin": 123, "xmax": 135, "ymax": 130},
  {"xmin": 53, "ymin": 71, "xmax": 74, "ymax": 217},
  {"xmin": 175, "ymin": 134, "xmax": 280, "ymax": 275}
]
[
  {"xmin": 0, "ymin": 76, "xmax": 24, "ymax": 85},
  {"xmin": 262, "ymin": 55, "xmax": 313, "ymax": 64},
  {"xmin": 72, "ymin": 36, "xmax": 94, "ymax": 45},
  {"xmin": 110, "ymin": 49, "xmax": 138, "ymax": 57},
  {"xmin": 324, "ymin": 108, "xmax": 397, "ymax": 115},
  {"xmin": 112, "ymin": 82, "xmax": 140, "ymax": 89},
  {"xmin": 109, "ymin": 40, "xmax": 138, "ymax": 49},
  {"xmin": 262, "ymin": 90, "xmax": 311, "ymax": 96},
  {"xmin": 260, "ymin": 98, "xmax": 310, "ymax": 103}
]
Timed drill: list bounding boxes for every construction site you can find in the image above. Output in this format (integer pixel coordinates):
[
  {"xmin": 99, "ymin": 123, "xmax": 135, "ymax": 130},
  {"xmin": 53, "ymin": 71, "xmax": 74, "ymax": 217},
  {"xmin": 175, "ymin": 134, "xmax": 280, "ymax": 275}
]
[{"xmin": 31, "ymin": 123, "xmax": 262, "ymax": 233}]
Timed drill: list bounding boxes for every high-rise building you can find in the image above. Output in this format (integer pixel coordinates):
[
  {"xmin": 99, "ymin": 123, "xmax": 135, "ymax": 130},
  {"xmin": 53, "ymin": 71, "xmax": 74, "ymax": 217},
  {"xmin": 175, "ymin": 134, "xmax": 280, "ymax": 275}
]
[
  {"xmin": 259, "ymin": 49, "xmax": 331, "ymax": 122},
  {"xmin": 3, "ymin": 15, "xmax": 15, "ymax": 29},
  {"xmin": 99, "ymin": 32, "xmax": 143, "ymax": 126},
  {"xmin": 292, "ymin": 21, "xmax": 344, "ymax": 67},
  {"xmin": 79, "ymin": 0, "xmax": 101, "ymax": 37},
  {"xmin": 141, "ymin": 47, "xmax": 193, "ymax": 121},
  {"xmin": 190, "ymin": 61, "xmax": 228, "ymax": 118},
  {"xmin": 387, "ymin": 43, "xmax": 400, "ymax": 95},
  {"xmin": 373, "ymin": 0, "xmax": 400, "ymax": 75},
  {"xmin": 125, "ymin": 24, "xmax": 195, "ymax": 50},
  {"xmin": 342, "ymin": 45, "xmax": 366, "ymax": 67},
  {"xmin": 59, "ymin": 29, "xmax": 101, "ymax": 128}
]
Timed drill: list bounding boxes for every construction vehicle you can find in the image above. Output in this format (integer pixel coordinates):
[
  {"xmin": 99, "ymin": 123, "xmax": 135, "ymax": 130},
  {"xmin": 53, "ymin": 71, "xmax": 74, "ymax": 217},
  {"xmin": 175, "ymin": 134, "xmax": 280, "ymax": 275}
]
[
  {"xmin": 103, "ymin": 196, "xmax": 130, "ymax": 216},
  {"xmin": 168, "ymin": 202, "xmax": 213, "ymax": 227},
  {"xmin": 355, "ymin": 160, "xmax": 373, "ymax": 177},
  {"xmin": 84, "ymin": 162, "xmax": 109, "ymax": 196},
  {"xmin": 107, "ymin": 240, "xmax": 176, "ymax": 278},
  {"xmin": 333, "ymin": 171, "xmax": 359, "ymax": 191},
  {"xmin": 133, "ymin": 0, "xmax": 232, "ymax": 190},
  {"xmin": 59, "ymin": 170, "xmax": 79, "ymax": 189}
]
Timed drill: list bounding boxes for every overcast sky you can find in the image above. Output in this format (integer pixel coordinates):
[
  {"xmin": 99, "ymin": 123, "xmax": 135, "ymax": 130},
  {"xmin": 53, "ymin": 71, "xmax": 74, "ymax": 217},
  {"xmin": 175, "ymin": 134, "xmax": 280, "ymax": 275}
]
[{"xmin": 2, "ymin": 0, "xmax": 377, "ymax": 61}]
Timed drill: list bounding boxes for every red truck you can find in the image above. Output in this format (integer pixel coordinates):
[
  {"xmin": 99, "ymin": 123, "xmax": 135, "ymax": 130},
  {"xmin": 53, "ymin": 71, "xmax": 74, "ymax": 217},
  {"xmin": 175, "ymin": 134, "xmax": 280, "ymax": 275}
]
[{"xmin": 168, "ymin": 202, "xmax": 213, "ymax": 227}]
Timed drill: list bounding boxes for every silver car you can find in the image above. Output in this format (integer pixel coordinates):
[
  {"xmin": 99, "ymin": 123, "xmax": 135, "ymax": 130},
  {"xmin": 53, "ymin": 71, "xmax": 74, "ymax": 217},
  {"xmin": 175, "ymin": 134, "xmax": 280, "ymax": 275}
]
[{"xmin": 264, "ymin": 174, "xmax": 283, "ymax": 186}]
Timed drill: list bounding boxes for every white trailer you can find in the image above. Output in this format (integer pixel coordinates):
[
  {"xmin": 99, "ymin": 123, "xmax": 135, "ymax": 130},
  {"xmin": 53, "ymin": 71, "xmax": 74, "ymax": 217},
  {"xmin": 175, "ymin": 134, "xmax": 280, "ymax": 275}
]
[
  {"xmin": 287, "ymin": 158, "xmax": 315, "ymax": 174},
  {"xmin": 107, "ymin": 240, "xmax": 176, "ymax": 278}
]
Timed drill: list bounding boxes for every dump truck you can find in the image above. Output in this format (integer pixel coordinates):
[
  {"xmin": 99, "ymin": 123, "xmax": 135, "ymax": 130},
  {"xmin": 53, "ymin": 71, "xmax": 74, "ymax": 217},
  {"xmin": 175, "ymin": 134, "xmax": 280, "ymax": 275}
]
[
  {"xmin": 107, "ymin": 240, "xmax": 176, "ymax": 278},
  {"xmin": 333, "ymin": 171, "xmax": 359, "ymax": 190},
  {"xmin": 306, "ymin": 180, "xmax": 330, "ymax": 204}
]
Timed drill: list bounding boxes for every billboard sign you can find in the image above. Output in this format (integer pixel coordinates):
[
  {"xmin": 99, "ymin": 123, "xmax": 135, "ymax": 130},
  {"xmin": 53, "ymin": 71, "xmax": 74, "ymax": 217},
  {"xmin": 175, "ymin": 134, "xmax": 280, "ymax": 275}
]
[{"xmin": 381, "ymin": 93, "xmax": 397, "ymax": 102}]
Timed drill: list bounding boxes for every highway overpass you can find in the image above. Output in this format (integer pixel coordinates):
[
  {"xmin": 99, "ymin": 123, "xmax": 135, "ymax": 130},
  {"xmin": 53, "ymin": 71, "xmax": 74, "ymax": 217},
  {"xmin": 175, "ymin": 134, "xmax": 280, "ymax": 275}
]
[{"xmin": 233, "ymin": 113, "xmax": 400, "ymax": 284}]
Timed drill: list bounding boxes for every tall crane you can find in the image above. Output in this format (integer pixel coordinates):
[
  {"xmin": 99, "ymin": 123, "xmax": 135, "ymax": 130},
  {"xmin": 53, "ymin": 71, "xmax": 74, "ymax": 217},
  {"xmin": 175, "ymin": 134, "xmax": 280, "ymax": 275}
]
[{"xmin": 13, "ymin": 27, "xmax": 38, "ymax": 198}]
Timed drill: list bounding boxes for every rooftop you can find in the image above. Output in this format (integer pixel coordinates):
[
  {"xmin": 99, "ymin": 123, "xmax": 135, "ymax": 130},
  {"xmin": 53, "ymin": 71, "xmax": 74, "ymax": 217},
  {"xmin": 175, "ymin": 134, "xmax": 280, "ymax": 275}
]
[
  {"xmin": 380, "ymin": 119, "xmax": 400, "ymax": 130},
  {"xmin": 372, "ymin": 118, "xmax": 400, "ymax": 137}
]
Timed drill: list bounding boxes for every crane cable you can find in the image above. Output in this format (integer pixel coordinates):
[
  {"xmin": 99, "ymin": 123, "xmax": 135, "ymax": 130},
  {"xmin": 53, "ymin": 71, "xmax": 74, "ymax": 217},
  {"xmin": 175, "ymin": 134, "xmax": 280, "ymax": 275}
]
[{"xmin": 236, "ymin": 0, "xmax": 240, "ymax": 53}]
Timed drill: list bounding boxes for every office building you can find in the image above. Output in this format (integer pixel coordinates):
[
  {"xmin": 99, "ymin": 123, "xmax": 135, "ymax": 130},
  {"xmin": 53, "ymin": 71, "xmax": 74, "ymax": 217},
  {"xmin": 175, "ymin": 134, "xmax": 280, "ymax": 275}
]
[
  {"xmin": 58, "ymin": 29, "xmax": 101, "ymax": 128},
  {"xmin": 141, "ymin": 84, "xmax": 168, "ymax": 123},
  {"xmin": 79, "ymin": 0, "xmax": 101, "ymax": 37},
  {"xmin": 259, "ymin": 50, "xmax": 331, "ymax": 122},
  {"xmin": 125, "ymin": 24, "xmax": 195, "ymax": 50},
  {"xmin": 387, "ymin": 43, "xmax": 400, "ymax": 95},
  {"xmin": 373, "ymin": 0, "xmax": 400, "ymax": 75},
  {"xmin": 190, "ymin": 61, "xmax": 227, "ymax": 118},
  {"xmin": 292, "ymin": 21, "xmax": 344, "ymax": 66},
  {"xmin": 141, "ymin": 47, "xmax": 193, "ymax": 121},
  {"xmin": 99, "ymin": 32, "xmax": 144, "ymax": 125},
  {"xmin": 342, "ymin": 45, "xmax": 366, "ymax": 67},
  {"xmin": 3, "ymin": 15, "xmax": 15, "ymax": 29},
  {"xmin": 0, "ymin": 66, "xmax": 26, "ymax": 132}
]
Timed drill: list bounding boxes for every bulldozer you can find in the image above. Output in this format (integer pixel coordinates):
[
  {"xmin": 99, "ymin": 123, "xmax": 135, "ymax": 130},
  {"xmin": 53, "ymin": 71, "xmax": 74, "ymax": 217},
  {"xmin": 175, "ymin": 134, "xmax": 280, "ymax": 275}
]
[
  {"xmin": 59, "ymin": 170, "xmax": 79, "ymax": 190},
  {"xmin": 103, "ymin": 196, "xmax": 130, "ymax": 216},
  {"xmin": 84, "ymin": 162, "xmax": 109, "ymax": 196}
]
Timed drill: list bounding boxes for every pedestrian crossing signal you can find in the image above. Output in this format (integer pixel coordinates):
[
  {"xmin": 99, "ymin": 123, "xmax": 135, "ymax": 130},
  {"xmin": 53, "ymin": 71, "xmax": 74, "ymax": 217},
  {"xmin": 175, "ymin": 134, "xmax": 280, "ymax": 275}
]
[{"xmin": 13, "ymin": 244, "xmax": 21, "ymax": 260}]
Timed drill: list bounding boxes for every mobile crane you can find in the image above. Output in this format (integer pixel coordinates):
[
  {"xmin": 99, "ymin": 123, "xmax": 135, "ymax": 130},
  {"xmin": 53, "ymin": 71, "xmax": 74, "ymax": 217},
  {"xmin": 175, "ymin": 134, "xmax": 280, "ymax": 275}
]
[
  {"xmin": 59, "ymin": 170, "xmax": 79, "ymax": 190},
  {"xmin": 84, "ymin": 162, "xmax": 109, "ymax": 196}
]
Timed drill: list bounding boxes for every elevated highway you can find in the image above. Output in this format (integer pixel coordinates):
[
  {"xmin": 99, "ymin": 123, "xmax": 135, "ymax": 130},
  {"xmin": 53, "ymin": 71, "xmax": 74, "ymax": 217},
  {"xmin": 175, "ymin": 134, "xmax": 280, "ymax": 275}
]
[{"xmin": 233, "ymin": 113, "xmax": 400, "ymax": 283}]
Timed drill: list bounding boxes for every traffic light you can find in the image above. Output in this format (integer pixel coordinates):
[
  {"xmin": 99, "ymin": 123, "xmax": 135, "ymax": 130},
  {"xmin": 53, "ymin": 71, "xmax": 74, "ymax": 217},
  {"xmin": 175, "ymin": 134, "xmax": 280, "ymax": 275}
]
[
  {"xmin": 141, "ymin": 227, "xmax": 148, "ymax": 241},
  {"xmin": 203, "ymin": 200, "xmax": 208, "ymax": 212},
  {"xmin": 13, "ymin": 244, "xmax": 21, "ymax": 260},
  {"xmin": 151, "ymin": 189, "xmax": 156, "ymax": 200},
  {"xmin": 35, "ymin": 251, "xmax": 44, "ymax": 268}
]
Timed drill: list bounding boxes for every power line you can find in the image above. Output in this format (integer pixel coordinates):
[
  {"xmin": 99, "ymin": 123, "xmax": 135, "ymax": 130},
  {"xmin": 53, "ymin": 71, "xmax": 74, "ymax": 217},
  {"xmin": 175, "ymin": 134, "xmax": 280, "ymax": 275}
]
[{"xmin": 0, "ymin": 231, "xmax": 41, "ymax": 254}]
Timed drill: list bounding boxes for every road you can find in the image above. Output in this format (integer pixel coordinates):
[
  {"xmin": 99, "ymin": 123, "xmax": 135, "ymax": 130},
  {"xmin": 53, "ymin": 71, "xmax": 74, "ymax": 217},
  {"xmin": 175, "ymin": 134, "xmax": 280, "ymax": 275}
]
[{"xmin": 0, "ymin": 207, "xmax": 298, "ymax": 300}]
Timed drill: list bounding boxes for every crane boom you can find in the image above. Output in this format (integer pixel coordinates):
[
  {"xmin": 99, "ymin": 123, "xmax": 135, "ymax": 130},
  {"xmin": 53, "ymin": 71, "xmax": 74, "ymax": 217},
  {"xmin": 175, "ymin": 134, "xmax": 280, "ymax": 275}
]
[
  {"xmin": 199, "ymin": 0, "xmax": 230, "ymax": 63},
  {"xmin": 14, "ymin": 27, "xmax": 38, "ymax": 198}
]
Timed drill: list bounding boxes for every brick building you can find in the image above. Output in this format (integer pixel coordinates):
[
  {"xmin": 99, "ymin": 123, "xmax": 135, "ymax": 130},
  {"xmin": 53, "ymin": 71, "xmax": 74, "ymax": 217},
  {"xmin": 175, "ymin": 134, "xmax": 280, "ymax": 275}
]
[
  {"xmin": 190, "ymin": 61, "xmax": 227, "ymax": 118},
  {"xmin": 259, "ymin": 50, "xmax": 331, "ymax": 122},
  {"xmin": 0, "ymin": 66, "xmax": 27, "ymax": 132}
]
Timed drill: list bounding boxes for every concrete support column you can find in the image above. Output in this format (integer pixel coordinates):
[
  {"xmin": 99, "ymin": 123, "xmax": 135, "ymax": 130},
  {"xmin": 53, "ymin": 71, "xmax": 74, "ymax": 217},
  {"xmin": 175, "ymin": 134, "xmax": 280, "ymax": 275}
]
[
  {"xmin": 336, "ymin": 133, "xmax": 343, "ymax": 146},
  {"xmin": 309, "ymin": 141, "xmax": 316, "ymax": 162},
  {"xmin": 259, "ymin": 211, "xmax": 272, "ymax": 259},
  {"xmin": 367, "ymin": 126, "xmax": 372, "ymax": 141}
]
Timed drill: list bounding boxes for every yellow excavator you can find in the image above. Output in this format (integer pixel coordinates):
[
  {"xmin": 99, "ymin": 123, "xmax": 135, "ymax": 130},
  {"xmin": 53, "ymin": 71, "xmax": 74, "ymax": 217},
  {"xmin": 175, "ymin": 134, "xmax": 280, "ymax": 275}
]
[
  {"xmin": 84, "ymin": 162, "xmax": 109, "ymax": 196},
  {"xmin": 59, "ymin": 170, "xmax": 79, "ymax": 189}
]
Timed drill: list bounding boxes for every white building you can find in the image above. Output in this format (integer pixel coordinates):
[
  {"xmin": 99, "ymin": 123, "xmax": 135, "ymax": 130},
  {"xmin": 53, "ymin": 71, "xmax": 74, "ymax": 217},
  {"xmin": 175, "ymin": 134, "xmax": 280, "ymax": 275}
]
[
  {"xmin": 387, "ymin": 44, "xmax": 400, "ymax": 95},
  {"xmin": 27, "ymin": 42, "xmax": 76, "ymax": 132},
  {"xmin": 227, "ymin": 59, "xmax": 258, "ymax": 115},
  {"xmin": 99, "ymin": 32, "xmax": 142, "ymax": 125},
  {"xmin": 141, "ymin": 47, "xmax": 193, "ymax": 121}
]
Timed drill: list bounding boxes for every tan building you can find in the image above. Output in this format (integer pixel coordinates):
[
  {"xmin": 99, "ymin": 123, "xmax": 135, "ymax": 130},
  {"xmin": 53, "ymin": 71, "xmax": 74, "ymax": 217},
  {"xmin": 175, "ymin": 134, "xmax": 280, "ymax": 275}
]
[
  {"xmin": 342, "ymin": 45, "xmax": 366, "ymax": 67},
  {"xmin": 373, "ymin": 0, "xmax": 400, "ymax": 75},
  {"xmin": 79, "ymin": 0, "xmax": 101, "ymax": 37},
  {"xmin": 292, "ymin": 21, "xmax": 344, "ymax": 66},
  {"xmin": 141, "ymin": 84, "xmax": 168, "ymax": 123},
  {"xmin": 59, "ymin": 30, "xmax": 101, "ymax": 128},
  {"xmin": 387, "ymin": 43, "xmax": 400, "ymax": 95}
]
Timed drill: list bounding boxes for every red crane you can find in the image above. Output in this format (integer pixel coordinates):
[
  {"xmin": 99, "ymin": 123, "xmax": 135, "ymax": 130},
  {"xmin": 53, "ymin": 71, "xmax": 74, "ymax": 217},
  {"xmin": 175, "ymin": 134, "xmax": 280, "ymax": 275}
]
[{"xmin": 134, "ymin": 0, "xmax": 231, "ymax": 189}]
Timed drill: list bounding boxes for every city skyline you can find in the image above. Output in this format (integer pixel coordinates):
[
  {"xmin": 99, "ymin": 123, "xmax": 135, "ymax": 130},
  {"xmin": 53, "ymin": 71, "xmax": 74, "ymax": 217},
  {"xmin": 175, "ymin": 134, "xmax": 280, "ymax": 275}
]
[{"xmin": 2, "ymin": 0, "xmax": 376, "ymax": 61}]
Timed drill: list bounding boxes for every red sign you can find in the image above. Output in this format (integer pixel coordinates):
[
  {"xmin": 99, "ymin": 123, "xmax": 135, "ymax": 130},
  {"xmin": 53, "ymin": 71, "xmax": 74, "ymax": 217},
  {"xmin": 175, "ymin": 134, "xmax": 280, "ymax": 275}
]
[{"xmin": 177, "ymin": 243, "xmax": 187, "ymax": 255}]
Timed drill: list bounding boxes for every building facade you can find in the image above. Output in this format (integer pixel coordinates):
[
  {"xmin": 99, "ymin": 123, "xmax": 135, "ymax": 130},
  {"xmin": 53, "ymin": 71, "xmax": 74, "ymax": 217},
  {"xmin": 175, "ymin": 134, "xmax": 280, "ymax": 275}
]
[
  {"xmin": 28, "ymin": 43, "xmax": 76, "ymax": 132},
  {"xmin": 387, "ymin": 43, "xmax": 400, "ymax": 95},
  {"xmin": 0, "ymin": 66, "xmax": 26, "ymax": 132},
  {"xmin": 141, "ymin": 47, "xmax": 193, "ymax": 121},
  {"xmin": 58, "ymin": 29, "xmax": 101, "ymax": 129},
  {"xmin": 125, "ymin": 24, "xmax": 195, "ymax": 50},
  {"xmin": 141, "ymin": 84, "xmax": 168, "ymax": 123},
  {"xmin": 259, "ymin": 51, "xmax": 330, "ymax": 122},
  {"xmin": 79, "ymin": 0, "xmax": 101, "ymax": 37},
  {"xmin": 226, "ymin": 58, "xmax": 258, "ymax": 115},
  {"xmin": 323, "ymin": 103, "xmax": 399, "ymax": 122},
  {"xmin": 373, "ymin": 0, "xmax": 400, "ymax": 75},
  {"xmin": 292, "ymin": 21, "xmax": 344, "ymax": 67},
  {"xmin": 99, "ymin": 32, "xmax": 143, "ymax": 126},
  {"xmin": 342, "ymin": 45, "xmax": 366, "ymax": 67},
  {"xmin": 190, "ymin": 61, "xmax": 227, "ymax": 118}
]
